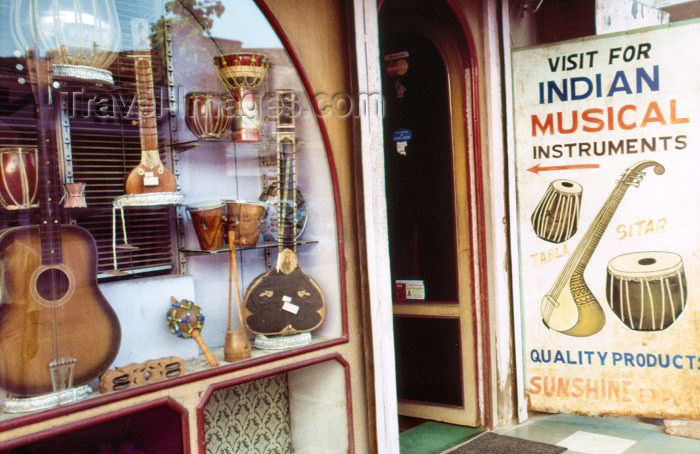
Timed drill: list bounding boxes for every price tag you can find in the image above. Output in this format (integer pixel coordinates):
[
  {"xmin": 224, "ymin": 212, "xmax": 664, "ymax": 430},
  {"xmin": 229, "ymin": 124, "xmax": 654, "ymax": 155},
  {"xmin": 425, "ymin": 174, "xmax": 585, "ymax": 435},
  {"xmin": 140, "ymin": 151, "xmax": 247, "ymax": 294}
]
[
  {"xmin": 143, "ymin": 171, "xmax": 160, "ymax": 187},
  {"xmin": 281, "ymin": 295, "xmax": 299, "ymax": 314},
  {"xmin": 395, "ymin": 280, "xmax": 425, "ymax": 300}
]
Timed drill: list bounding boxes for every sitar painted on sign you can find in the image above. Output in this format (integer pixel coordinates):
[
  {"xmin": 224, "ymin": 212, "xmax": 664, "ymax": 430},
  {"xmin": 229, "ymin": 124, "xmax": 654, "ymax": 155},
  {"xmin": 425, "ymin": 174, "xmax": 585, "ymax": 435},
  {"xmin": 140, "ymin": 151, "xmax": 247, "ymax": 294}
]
[{"xmin": 511, "ymin": 20, "xmax": 700, "ymax": 418}]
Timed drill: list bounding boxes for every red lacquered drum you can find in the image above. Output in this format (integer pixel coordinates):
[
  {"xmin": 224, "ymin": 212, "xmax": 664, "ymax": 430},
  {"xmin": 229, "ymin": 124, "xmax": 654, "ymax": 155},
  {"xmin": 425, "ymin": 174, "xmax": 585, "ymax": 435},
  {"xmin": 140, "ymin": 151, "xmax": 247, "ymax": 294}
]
[
  {"xmin": 213, "ymin": 53, "xmax": 269, "ymax": 142},
  {"xmin": 0, "ymin": 147, "xmax": 39, "ymax": 210},
  {"xmin": 185, "ymin": 91, "xmax": 233, "ymax": 141},
  {"xmin": 224, "ymin": 200, "xmax": 266, "ymax": 247},
  {"xmin": 186, "ymin": 201, "xmax": 225, "ymax": 251}
]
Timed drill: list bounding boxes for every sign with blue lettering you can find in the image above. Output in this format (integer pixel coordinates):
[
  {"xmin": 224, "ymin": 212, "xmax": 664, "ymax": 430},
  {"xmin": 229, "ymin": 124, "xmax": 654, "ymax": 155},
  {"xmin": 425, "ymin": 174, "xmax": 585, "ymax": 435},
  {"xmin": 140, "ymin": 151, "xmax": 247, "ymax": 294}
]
[
  {"xmin": 392, "ymin": 129, "xmax": 413, "ymax": 142},
  {"xmin": 510, "ymin": 20, "xmax": 700, "ymax": 419}
]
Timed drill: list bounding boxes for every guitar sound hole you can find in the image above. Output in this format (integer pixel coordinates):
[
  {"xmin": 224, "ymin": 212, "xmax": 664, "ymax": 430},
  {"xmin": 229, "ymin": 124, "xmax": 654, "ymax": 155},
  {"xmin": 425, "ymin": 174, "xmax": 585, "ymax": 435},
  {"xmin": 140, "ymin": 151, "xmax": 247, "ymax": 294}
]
[{"xmin": 36, "ymin": 268, "xmax": 71, "ymax": 302}]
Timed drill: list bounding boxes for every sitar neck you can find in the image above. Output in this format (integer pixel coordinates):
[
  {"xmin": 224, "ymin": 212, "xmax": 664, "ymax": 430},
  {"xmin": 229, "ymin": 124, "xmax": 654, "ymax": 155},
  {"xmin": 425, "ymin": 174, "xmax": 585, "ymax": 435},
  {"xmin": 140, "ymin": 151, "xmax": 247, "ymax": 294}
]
[
  {"xmin": 133, "ymin": 52, "xmax": 160, "ymax": 167},
  {"xmin": 276, "ymin": 133, "xmax": 297, "ymax": 254},
  {"xmin": 571, "ymin": 182, "xmax": 629, "ymax": 273}
]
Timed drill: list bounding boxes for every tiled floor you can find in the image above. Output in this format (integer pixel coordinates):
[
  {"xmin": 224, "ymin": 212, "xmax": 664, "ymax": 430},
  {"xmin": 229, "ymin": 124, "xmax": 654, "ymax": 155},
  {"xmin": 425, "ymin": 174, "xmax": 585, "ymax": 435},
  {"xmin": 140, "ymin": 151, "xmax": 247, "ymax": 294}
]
[{"xmin": 499, "ymin": 413, "xmax": 700, "ymax": 453}]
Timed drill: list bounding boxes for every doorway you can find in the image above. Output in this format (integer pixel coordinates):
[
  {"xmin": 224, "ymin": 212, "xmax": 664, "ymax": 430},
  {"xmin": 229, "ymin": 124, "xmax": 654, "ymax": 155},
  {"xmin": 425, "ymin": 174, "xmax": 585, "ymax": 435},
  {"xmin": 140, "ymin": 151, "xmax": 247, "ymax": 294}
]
[{"xmin": 379, "ymin": 0, "xmax": 484, "ymax": 427}]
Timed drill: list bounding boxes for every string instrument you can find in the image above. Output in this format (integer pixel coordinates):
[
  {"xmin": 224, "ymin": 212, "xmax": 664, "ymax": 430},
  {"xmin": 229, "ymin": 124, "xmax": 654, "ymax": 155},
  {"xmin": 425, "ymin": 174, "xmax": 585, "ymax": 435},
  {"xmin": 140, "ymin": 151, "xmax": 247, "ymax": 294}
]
[
  {"xmin": 540, "ymin": 160, "xmax": 665, "ymax": 337},
  {"xmin": 124, "ymin": 50, "xmax": 177, "ymax": 195},
  {"xmin": 0, "ymin": 51, "xmax": 121, "ymax": 396},
  {"xmin": 243, "ymin": 94, "xmax": 325, "ymax": 335}
]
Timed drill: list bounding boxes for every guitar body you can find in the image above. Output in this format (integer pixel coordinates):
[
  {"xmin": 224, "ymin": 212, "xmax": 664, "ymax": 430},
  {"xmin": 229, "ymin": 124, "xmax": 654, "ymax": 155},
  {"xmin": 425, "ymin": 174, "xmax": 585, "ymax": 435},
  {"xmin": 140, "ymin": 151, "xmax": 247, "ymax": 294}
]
[
  {"xmin": 243, "ymin": 258, "xmax": 326, "ymax": 336},
  {"xmin": 125, "ymin": 162, "xmax": 177, "ymax": 195},
  {"xmin": 541, "ymin": 272, "xmax": 605, "ymax": 337},
  {"xmin": 0, "ymin": 225, "xmax": 121, "ymax": 396}
]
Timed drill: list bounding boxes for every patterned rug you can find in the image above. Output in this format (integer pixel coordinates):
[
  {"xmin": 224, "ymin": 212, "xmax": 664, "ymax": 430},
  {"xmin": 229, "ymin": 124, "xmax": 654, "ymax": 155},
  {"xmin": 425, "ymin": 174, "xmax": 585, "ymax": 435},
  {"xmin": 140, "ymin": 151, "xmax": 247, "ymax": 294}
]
[{"xmin": 450, "ymin": 432, "xmax": 566, "ymax": 454}]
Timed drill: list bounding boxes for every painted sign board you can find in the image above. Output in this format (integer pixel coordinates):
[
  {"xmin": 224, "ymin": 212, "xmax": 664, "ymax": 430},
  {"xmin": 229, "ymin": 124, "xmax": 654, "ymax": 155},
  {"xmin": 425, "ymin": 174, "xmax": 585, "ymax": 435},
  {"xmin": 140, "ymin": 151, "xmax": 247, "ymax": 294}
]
[{"xmin": 511, "ymin": 20, "xmax": 700, "ymax": 418}]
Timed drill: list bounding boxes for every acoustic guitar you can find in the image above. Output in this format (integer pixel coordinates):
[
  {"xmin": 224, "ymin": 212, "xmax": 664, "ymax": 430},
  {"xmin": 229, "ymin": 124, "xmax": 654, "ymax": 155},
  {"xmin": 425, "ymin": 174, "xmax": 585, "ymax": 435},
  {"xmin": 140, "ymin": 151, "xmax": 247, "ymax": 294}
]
[
  {"xmin": 124, "ymin": 50, "xmax": 177, "ymax": 195},
  {"xmin": 0, "ymin": 52, "xmax": 121, "ymax": 396},
  {"xmin": 242, "ymin": 98, "xmax": 325, "ymax": 335},
  {"xmin": 541, "ymin": 160, "xmax": 665, "ymax": 337}
]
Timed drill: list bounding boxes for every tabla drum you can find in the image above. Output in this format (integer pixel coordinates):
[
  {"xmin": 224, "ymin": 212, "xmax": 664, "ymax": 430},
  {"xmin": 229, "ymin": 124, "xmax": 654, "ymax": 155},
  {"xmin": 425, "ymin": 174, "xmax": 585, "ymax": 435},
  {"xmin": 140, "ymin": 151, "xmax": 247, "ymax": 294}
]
[
  {"xmin": 186, "ymin": 201, "xmax": 225, "ymax": 251},
  {"xmin": 184, "ymin": 91, "xmax": 233, "ymax": 141},
  {"xmin": 606, "ymin": 251, "xmax": 687, "ymax": 331},
  {"xmin": 224, "ymin": 200, "xmax": 266, "ymax": 247},
  {"xmin": 531, "ymin": 179, "xmax": 582, "ymax": 243},
  {"xmin": 0, "ymin": 147, "xmax": 39, "ymax": 210}
]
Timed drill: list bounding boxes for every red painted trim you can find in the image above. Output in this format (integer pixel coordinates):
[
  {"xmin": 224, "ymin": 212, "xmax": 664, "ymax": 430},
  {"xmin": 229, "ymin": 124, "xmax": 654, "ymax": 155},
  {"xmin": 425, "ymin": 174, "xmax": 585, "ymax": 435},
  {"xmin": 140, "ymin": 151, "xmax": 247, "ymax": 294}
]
[
  {"xmin": 0, "ymin": 337, "xmax": 346, "ymax": 434},
  {"xmin": 254, "ymin": 0, "xmax": 349, "ymax": 341},
  {"xmin": 444, "ymin": 0, "xmax": 493, "ymax": 428},
  {"xmin": 393, "ymin": 314, "xmax": 464, "ymax": 409},
  {"xmin": 0, "ymin": 397, "xmax": 190, "ymax": 453},
  {"xmin": 196, "ymin": 353, "xmax": 354, "ymax": 453}
]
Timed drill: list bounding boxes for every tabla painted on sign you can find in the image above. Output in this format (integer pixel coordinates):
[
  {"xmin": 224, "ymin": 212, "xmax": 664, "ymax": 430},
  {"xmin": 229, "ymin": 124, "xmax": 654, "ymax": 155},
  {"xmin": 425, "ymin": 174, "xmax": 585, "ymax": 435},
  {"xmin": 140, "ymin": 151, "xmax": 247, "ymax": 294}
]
[{"xmin": 511, "ymin": 20, "xmax": 700, "ymax": 418}]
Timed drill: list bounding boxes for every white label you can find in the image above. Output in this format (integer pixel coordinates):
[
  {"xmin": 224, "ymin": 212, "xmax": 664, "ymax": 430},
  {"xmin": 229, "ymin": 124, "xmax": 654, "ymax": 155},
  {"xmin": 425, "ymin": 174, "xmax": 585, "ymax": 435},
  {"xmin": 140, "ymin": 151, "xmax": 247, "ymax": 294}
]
[
  {"xmin": 396, "ymin": 141, "xmax": 407, "ymax": 156},
  {"xmin": 281, "ymin": 296, "xmax": 299, "ymax": 314},
  {"xmin": 143, "ymin": 172, "xmax": 159, "ymax": 186},
  {"xmin": 384, "ymin": 51, "xmax": 410, "ymax": 61},
  {"xmin": 396, "ymin": 280, "xmax": 425, "ymax": 300}
]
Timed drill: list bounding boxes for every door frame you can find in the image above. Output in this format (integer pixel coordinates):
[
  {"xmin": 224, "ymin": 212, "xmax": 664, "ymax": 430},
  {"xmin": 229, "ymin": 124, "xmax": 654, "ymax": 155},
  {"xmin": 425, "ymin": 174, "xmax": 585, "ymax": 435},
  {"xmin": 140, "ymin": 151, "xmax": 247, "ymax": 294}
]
[{"xmin": 354, "ymin": 0, "xmax": 493, "ymax": 443}]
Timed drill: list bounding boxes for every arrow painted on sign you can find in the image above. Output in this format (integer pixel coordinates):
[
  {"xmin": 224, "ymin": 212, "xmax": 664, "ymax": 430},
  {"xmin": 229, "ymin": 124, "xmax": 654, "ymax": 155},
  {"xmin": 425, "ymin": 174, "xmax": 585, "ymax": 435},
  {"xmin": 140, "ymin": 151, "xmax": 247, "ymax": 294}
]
[{"xmin": 527, "ymin": 163, "xmax": 600, "ymax": 175}]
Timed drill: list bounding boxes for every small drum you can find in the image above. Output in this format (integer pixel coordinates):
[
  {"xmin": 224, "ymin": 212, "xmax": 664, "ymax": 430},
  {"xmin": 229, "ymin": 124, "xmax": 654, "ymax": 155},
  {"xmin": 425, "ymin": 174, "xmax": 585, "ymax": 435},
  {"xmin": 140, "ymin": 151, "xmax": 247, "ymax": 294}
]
[
  {"xmin": 186, "ymin": 201, "xmax": 225, "ymax": 251},
  {"xmin": 213, "ymin": 53, "xmax": 270, "ymax": 143},
  {"xmin": 531, "ymin": 179, "xmax": 582, "ymax": 243},
  {"xmin": 0, "ymin": 147, "xmax": 39, "ymax": 210},
  {"xmin": 63, "ymin": 182, "xmax": 87, "ymax": 208},
  {"xmin": 606, "ymin": 252, "xmax": 687, "ymax": 331},
  {"xmin": 224, "ymin": 200, "xmax": 266, "ymax": 247},
  {"xmin": 184, "ymin": 91, "xmax": 233, "ymax": 141}
]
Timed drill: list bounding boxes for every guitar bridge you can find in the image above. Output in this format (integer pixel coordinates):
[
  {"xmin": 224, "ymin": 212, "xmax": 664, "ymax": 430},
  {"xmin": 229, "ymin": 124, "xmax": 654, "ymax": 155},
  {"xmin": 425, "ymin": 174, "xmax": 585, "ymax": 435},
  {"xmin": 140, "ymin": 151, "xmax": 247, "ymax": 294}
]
[{"xmin": 49, "ymin": 357, "xmax": 77, "ymax": 392}]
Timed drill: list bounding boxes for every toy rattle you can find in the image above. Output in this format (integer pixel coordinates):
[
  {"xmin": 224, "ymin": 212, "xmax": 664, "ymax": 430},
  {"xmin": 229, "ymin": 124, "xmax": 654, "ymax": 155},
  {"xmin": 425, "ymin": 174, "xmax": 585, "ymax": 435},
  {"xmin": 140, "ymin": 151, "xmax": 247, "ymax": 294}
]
[{"xmin": 166, "ymin": 297, "xmax": 219, "ymax": 367}]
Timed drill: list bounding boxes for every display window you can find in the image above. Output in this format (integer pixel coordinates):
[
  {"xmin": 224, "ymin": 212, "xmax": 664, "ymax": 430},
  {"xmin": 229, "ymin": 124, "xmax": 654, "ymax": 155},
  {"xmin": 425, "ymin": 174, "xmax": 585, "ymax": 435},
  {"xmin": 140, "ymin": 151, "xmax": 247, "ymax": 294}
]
[{"xmin": 0, "ymin": 0, "xmax": 345, "ymax": 426}]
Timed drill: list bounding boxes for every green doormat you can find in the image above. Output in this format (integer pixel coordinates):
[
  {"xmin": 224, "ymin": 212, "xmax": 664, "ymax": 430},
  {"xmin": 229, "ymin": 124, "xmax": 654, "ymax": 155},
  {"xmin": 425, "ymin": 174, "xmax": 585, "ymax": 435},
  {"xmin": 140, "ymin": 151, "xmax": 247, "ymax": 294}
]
[
  {"xmin": 450, "ymin": 432, "xmax": 566, "ymax": 454},
  {"xmin": 399, "ymin": 421, "xmax": 483, "ymax": 454}
]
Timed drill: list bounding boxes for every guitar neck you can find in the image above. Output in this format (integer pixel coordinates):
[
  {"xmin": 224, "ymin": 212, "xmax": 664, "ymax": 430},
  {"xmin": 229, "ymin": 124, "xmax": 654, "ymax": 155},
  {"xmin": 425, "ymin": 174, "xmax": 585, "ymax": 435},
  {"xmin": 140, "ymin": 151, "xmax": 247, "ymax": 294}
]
[
  {"xmin": 133, "ymin": 52, "xmax": 160, "ymax": 161},
  {"xmin": 28, "ymin": 52, "xmax": 63, "ymax": 264}
]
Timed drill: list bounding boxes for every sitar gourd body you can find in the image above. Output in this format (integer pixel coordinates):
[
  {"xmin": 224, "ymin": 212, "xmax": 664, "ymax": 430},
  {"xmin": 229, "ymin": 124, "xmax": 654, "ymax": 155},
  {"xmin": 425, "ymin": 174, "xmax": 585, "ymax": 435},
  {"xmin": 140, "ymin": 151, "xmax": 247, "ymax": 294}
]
[
  {"xmin": 541, "ymin": 160, "xmax": 665, "ymax": 337},
  {"xmin": 242, "ymin": 90, "xmax": 326, "ymax": 336},
  {"xmin": 124, "ymin": 52, "xmax": 177, "ymax": 195}
]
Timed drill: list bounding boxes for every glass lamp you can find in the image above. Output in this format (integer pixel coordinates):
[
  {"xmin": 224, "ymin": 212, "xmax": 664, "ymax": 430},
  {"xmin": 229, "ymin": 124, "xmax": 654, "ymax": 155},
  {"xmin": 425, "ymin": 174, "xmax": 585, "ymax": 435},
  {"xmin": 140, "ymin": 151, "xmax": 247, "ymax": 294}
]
[{"xmin": 11, "ymin": 0, "xmax": 122, "ymax": 85}]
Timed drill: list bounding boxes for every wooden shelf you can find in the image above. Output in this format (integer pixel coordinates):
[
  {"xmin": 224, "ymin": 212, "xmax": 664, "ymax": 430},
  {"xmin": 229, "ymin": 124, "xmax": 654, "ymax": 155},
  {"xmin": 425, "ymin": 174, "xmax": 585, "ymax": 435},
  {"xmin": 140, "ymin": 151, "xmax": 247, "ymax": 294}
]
[{"xmin": 180, "ymin": 239, "xmax": 318, "ymax": 255}]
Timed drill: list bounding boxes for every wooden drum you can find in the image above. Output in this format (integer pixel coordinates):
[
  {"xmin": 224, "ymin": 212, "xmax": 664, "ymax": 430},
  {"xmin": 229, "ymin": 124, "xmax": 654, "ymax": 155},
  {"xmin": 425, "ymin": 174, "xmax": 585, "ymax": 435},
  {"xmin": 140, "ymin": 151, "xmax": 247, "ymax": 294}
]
[
  {"xmin": 531, "ymin": 179, "xmax": 582, "ymax": 243},
  {"xmin": 186, "ymin": 201, "xmax": 225, "ymax": 251},
  {"xmin": 224, "ymin": 200, "xmax": 266, "ymax": 247},
  {"xmin": 184, "ymin": 91, "xmax": 233, "ymax": 141},
  {"xmin": 606, "ymin": 252, "xmax": 687, "ymax": 331},
  {"xmin": 0, "ymin": 147, "xmax": 39, "ymax": 210}
]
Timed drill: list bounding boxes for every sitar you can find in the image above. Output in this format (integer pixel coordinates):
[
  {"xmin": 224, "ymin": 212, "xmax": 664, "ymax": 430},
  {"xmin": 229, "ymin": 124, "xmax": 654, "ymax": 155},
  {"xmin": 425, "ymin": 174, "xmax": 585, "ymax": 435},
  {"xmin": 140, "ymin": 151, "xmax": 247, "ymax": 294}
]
[
  {"xmin": 242, "ymin": 99, "xmax": 325, "ymax": 336},
  {"xmin": 124, "ymin": 50, "xmax": 177, "ymax": 195},
  {"xmin": 541, "ymin": 160, "xmax": 665, "ymax": 337},
  {"xmin": 0, "ymin": 52, "xmax": 121, "ymax": 396}
]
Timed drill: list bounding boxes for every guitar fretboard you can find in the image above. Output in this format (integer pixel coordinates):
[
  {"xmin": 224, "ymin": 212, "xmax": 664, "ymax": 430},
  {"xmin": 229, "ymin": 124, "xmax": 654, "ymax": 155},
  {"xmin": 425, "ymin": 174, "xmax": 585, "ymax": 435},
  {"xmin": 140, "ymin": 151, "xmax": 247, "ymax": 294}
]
[{"xmin": 29, "ymin": 54, "xmax": 63, "ymax": 265}]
